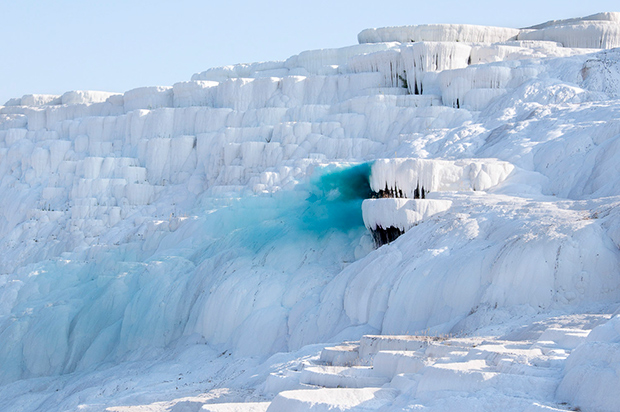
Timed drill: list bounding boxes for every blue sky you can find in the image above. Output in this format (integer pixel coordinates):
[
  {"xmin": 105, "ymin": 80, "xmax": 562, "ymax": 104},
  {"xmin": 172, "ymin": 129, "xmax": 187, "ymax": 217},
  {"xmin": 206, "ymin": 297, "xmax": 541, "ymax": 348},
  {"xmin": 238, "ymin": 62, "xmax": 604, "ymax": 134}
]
[{"xmin": 1, "ymin": 0, "xmax": 618, "ymax": 104}]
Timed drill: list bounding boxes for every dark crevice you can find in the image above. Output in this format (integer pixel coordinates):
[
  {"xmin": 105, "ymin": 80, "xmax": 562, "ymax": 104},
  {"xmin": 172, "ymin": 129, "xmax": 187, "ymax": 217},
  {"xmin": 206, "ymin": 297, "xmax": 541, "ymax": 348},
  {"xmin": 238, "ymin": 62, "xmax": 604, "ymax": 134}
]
[{"xmin": 370, "ymin": 226, "xmax": 405, "ymax": 247}]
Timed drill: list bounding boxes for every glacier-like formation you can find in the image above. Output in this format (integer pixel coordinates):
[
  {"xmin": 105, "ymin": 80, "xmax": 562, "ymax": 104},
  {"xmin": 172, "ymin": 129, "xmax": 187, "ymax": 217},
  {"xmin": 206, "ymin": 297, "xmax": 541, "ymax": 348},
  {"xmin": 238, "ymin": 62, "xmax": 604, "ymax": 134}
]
[{"xmin": 1, "ymin": 11, "xmax": 620, "ymax": 412}]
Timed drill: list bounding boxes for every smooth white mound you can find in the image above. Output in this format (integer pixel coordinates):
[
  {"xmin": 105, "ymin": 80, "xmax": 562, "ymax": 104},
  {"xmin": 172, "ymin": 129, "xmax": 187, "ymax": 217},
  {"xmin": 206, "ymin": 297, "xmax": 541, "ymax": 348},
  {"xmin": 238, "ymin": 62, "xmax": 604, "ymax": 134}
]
[
  {"xmin": 557, "ymin": 314, "xmax": 620, "ymax": 412},
  {"xmin": 320, "ymin": 196, "xmax": 620, "ymax": 336}
]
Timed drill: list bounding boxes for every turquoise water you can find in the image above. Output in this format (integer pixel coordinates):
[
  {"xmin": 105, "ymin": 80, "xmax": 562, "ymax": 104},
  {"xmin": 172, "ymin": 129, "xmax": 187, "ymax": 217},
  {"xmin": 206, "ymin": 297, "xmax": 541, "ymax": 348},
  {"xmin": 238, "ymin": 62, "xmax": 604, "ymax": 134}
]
[
  {"xmin": 301, "ymin": 162, "xmax": 373, "ymax": 233},
  {"xmin": 0, "ymin": 162, "xmax": 375, "ymax": 382}
]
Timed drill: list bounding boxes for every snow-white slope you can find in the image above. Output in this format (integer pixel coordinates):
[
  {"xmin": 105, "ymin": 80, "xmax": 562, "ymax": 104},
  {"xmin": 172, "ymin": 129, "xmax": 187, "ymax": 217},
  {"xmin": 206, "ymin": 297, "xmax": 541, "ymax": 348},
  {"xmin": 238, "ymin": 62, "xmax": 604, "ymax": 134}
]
[{"xmin": 1, "ymin": 12, "xmax": 620, "ymax": 412}]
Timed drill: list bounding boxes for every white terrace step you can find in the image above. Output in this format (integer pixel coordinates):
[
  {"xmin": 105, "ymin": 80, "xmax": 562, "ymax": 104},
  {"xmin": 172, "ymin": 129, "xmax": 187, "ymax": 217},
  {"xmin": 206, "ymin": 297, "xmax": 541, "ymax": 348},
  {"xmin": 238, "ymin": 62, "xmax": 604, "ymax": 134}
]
[
  {"xmin": 362, "ymin": 198, "xmax": 453, "ymax": 237},
  {"xmin": 318, "ymin": 343, "xmax": 360, "ymax": 366},
  {"xmin": 369, "ymin": 157, "xmax": 515, "ymax": 198},
  {"xmin": 460, "ymin": 342, "xmax": 563, "ymax": 377},
  {"xmin": 372, "ymin": 350, "xmax": 429, "ymax": 378},
  {"xmin": 387, "ymin": 382, "xmax": 574, "ymax": 412},
  {"xmin": 266, "ymin": 387, "xmax": 398, "ymax": 412},
  {"xmin": 522, "ymin": 404, "xmax": 574, "ymax": 412},
  {"xmin": 262, "ymin": 369, "xmax": 314, "ymax": 395},
  {"xmin": 331, "ymin": 94, "xmax": 442, "ymax": 113},
  {"xmin": 27, "ymin": 209, "xmax": 66, "ymax": 222},
  {"xmin": 359, "ymin": 335, "xmax": 442, "ymax": 360},
  {"xmin": 201, "ymin": 402, "xmax": 270, "ymax": 412},
  {"xmin": 422, "ymin": 341, "xmax": 472, "ymax": 359},
  {"xmin": 361, "ymin": 87, "xmax": 409, "ymax": 96},
  {"xmin": 535, "ymin": 328, "xmax": 590, "ymax": 350},
  {"xmin": 300, "ymin": 365, "xmax": 389, "ymax": 388},
  {"xmin": 414, "ymin": 360, "xmax": 560, "ymax": 402},
  {"xmin": 493, "ymin": 357, "xmax": 561, "ymax": 378},
  {"xmin": 374, "ymin": 340, "xmax": 561, "ymax": 379}
]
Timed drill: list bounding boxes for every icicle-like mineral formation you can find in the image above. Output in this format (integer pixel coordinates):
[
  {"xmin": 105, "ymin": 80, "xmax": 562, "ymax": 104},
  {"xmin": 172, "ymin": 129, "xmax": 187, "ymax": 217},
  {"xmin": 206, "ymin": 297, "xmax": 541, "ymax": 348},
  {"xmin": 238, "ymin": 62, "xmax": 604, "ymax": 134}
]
[{"xmin": 363, "ymin": 158, "xmax": 514, "ymax": 246}]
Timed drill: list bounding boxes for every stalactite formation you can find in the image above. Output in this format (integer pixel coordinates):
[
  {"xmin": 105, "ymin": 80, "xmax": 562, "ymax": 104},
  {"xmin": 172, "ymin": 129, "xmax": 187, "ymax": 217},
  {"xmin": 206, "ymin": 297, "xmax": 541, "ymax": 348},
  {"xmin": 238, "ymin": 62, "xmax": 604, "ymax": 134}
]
[
  {"xmin": 370, "ymin": 182, "xmax": 426, "ymax": 200},
  {"xmin": 367, "ymin": 180, "xmax": 428, "ymax": 247},
  {"xmin": 369, "ymin": 225, "xmax": 405, "ymax": 247}
]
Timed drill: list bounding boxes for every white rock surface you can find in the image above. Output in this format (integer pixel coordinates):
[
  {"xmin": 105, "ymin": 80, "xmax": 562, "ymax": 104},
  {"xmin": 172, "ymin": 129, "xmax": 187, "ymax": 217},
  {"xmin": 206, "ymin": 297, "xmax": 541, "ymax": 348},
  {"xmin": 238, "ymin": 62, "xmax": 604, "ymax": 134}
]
[
  {"xmin": 0, "ymin": 11, "xmax": 620, "ymax": 412},
  {"xmin": 358, "ymin": 24, "xmax": 520, "ymax": 44},
  {"xmin": 362, "ymin": 198, "xmax": 452, "ymax": 231}
]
